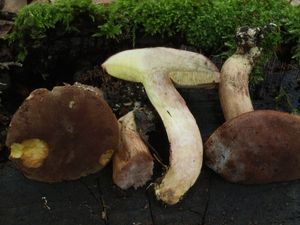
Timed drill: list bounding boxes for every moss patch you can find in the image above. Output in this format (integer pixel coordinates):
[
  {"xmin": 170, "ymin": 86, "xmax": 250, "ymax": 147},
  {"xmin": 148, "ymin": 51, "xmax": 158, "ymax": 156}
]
[{"xmin": 7, "ymin": 0, "xmax": 300, "ymax": 81}]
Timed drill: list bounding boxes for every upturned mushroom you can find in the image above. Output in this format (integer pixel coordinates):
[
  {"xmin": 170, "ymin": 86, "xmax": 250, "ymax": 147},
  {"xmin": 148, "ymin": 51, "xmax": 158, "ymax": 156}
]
[
  {"xmin": 102, "ymin": 47, "xmax": 220, "ymax": 205},
  {"xmin": 6, "ymin": 84, "xmax": 119, "ymax": 182},
  {"xmin": 205, "ymin": 25, "xmax": 300, "ymax": 183}
]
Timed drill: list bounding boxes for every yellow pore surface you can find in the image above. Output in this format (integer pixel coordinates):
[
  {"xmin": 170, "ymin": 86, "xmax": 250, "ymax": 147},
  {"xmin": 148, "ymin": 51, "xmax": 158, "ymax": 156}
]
[{"xmin": 10, "ymin": 138, "xmax": 49, "ymax": 168}]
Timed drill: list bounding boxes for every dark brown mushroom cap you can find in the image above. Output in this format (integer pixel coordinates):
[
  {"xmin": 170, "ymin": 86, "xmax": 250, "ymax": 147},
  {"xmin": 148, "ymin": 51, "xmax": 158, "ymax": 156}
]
[
  {"xmin": 204, "ymin": 110, "xmax": 300, "ymax": 184},
  {"xmin": 6, "ymin": 85, "xmax": 119, "ymax": 182}
]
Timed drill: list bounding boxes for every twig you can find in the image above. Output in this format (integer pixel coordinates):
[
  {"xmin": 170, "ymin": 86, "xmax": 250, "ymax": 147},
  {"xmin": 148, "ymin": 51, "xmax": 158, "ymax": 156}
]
[
  {"xmin": 0, "ymin": 62, "xmax": 22, "ymax": 70},
  {"xmin": 79, "ymin": 180, "xmax": 105, "ymax": 223},
  {"xmin": 201, "ymin": 173, "xmax": 212, "ymax": 225},
  {"xmin": 96, "ymin": 179, "xmax": 110, "ymax": 225}
]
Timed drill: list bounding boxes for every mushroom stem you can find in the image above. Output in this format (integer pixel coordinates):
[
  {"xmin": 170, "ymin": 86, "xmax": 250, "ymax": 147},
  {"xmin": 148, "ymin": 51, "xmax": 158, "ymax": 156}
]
[
  {"xmin": 144, "ymin": 75, "xmax": 202, "ymax": 205},
  {"xmin": 220, "ymin": 24, "xmax": 277, "ymax": 121},
  {"xmin": 219, "ymin": 47, "xmax": 260, "ymax": 121},
  {"xmin": 113, "ymin": 110, "xmax": 154, "ymax": 189}
]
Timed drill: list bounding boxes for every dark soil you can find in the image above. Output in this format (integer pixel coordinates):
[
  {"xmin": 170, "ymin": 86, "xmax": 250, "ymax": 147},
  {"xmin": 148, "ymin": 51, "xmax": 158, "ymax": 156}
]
[{"xmin": 0, "ymin": 32, "xmax": 300, "ymax": 225}]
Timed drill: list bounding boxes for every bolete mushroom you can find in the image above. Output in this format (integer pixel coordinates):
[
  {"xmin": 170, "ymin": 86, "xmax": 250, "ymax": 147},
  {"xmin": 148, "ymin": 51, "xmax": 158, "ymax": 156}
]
[
  {"xmin": 205, "ymin": 25, "xmax": 300, "ymax": 183},
  {"xmin": 205, "ymin": 110, "xmax": 300, "ymax": 183},
  {"xmin": 102, "ymin": 47, "xmax": 220, "ymax": 205},
  {"xmin": 6, "ymin": 84, "xmax": 119, "ymax": 182},
  {"xmin": 113, "ymin": 109, "xmax": 154, "ymax": 189}
]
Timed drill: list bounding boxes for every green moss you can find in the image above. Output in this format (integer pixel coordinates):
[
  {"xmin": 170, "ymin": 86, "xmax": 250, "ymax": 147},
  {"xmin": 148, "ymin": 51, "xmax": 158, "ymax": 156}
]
[
  {"xmin": 8, "ymin": 0, "xmax": 107, "ymax": 61},
  {"xmin": 275, "ymin": 86, "xmax": 300, "ymax": 114},
  {"xmin": 285, "ymin": 6, "xmax": 300, "ymax": 63},
  {"xmin": 104, "ymin": 0, "xmax": 297, "ymax": 52},
  {"xmin": 8, "ymin": 0, "xmax": 300, "ymax": 67}
]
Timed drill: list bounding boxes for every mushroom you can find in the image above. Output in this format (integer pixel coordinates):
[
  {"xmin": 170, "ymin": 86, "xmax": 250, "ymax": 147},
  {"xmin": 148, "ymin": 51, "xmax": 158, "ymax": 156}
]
[
  {"xmin": 205, "ymin": 110, "xmax": 300, "ymax": 183},
  {"xmin": 6, "ymin": 84, "xmax": 119, "ymax": 182},
  {"xmin": 102, "ymin": 47, "xmax": 220, "ymax": 205},
  {"xmin": 113, "ymin": 109, "xmax": 154, "ymax": 189},
  {"xmin": 205, "ymin": 25, "xmax": 300, "ymax": 183}
]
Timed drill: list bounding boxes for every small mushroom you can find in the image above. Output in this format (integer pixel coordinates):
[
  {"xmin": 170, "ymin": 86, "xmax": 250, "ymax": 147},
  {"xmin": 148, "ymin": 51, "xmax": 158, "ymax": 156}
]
[
  {"xmin": 102, "ymin": 47, "xmax": 220, "ymax": 205},
  {"xmin": 113, "ymin": 110, "xmax": 154, "ymax": 189},
  {"xmin": 205, "ymin": 25, "xmax": 300, "ymax": 183},
  {"xmin": 6, "ymin": 84, "xmax": 119, "ymax": 182}
]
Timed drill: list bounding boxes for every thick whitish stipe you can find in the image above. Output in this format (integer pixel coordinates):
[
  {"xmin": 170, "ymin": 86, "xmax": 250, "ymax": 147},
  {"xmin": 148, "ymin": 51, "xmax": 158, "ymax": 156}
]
[
  {"xmin": 144, "ymin": 75, "xmax": 202, "ymax": 205},
  {"xmin": 219, "ymin": 47, "xmax": 260, "ymax": 121}
]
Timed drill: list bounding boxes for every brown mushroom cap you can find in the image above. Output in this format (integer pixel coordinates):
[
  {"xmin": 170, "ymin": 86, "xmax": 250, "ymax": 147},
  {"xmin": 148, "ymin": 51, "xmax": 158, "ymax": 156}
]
[
  {"xmin": 6, "ymin": 85, "xmax": 119, "ymax": 182},
  {"xmin": 204, "ymin": 110, "xmax": 300, "ymax": 184}
]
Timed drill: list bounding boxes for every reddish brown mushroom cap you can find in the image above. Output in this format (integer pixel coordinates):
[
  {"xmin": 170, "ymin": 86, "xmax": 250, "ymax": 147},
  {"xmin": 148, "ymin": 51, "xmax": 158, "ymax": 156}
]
[
  {"xmin": 204, "ymin": 110, "xmax": 300, "ymax": 184},
  {"xmin": 6, "ymin": 85, "xmax": 119, "ymax": 182}
]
